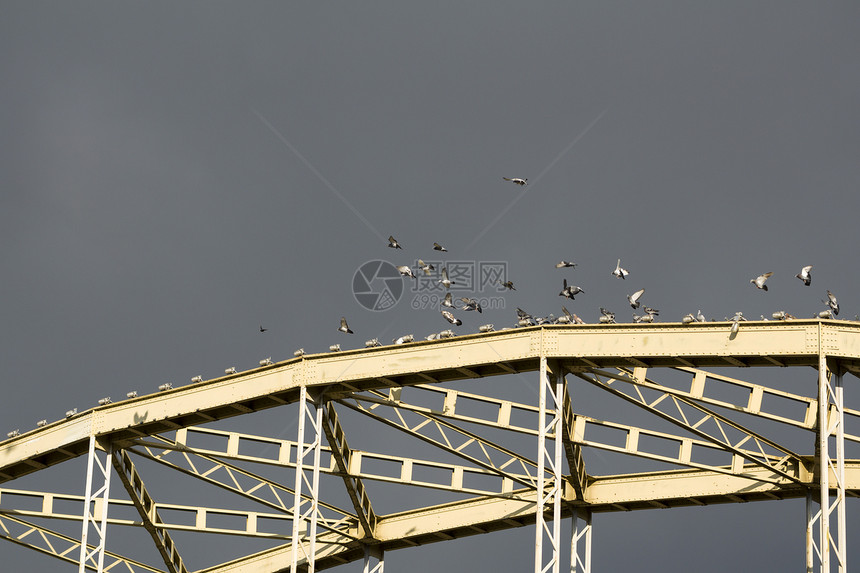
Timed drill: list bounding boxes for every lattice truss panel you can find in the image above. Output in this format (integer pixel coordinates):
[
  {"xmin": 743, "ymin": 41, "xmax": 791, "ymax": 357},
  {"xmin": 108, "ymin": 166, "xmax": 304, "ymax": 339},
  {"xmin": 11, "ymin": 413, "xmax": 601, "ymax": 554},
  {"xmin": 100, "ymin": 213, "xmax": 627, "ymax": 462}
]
[{"xmin": 1, "ymin": 344, "xmax": 859, "ymax": 571}]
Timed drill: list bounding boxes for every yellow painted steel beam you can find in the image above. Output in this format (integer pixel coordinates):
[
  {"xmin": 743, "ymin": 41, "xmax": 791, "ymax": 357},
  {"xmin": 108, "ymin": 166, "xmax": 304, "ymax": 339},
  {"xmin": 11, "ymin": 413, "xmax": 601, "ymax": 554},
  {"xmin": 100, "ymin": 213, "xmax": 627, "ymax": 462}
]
[{"xmin": 3, "ymin": 321, "xmax": 860, "ymax": 485}]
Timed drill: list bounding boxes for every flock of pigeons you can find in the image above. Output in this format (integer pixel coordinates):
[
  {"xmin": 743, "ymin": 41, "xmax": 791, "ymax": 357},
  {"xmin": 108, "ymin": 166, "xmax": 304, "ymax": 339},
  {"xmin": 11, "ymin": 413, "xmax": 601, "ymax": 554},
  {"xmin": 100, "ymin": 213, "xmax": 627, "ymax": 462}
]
[{"xmin": 319, "ymin": 179, "xmax": 845, "ymax": 349}]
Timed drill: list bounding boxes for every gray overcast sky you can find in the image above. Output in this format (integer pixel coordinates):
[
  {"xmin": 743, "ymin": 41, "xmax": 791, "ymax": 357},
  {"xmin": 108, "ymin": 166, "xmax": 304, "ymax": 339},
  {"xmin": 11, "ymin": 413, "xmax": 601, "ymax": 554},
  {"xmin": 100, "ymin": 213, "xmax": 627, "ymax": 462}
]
[{"xmin": 2, "ymin": 2, "xmax": 860, "ymax": 571}]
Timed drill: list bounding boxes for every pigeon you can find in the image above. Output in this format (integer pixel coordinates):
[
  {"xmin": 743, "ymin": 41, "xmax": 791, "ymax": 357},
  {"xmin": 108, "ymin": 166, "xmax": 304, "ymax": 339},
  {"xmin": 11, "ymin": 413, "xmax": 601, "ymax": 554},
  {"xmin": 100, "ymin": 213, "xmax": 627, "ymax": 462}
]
[
  {"xmin": 441, "ymin": 292, "xmax": 456, "ymax": 308},
  {"xmin": 260, "ymin": 325, "xmax": 267, "ymax": 333},
  {"xmin": 433, "ymin": 242, "xmax": 448, "ymax": 252},
  {"xmin": 572, "ymin": 314, "xmax": 586, "ymax": 325},
  {"xmin": 559, "ymin": 279, "xmax": 584, "ymax": 300},
  {"xmin": 516, "ymin": 307, "xmax": 533, "ymax": 322},
  {"xmin": 556, "ymin": 261, "xmax": 577, "ymax": 269},
  {"xmin": 339, "ymin": 317, "xmax": 354, "ymax": 334},
  {"xmin": 628, "ymin": 288, "xmax": 645, "ymax": 309},
  {"xmin": 633, "ymin": 313, "xmax": 654, "ymax": 323},
  {"xmin": 503, "ymin": 177, "xmax": 527, "ymax": 186},
  {"xmin": 612, "ymin": 259, "xmax": 629, "ymax": 280},
  {"xmin": 826, "ymin": 290, "xmax": 839, "ymax": 315},
  {"xmin": 796, "ymin": 265, "xmax": 812, "ymax": 286},
  {"xmin": 599, "ymin": 307, "xmax": 616, "ymax": 323},
  {"xmin": 643, "ymin": 306, "xmax": 660, "ymax": 316},
  {"xmin": 417, "ymin": 259, "xmax": 436, "ymax": 275},
  {"xmin": 441, "ymin": 310, "xmax": 462, "ymax": 326},
  {"xmin": 460, "ymin": 297, "xmax": 482, "ymax": 313},
  {"xmin": 561, "ymin": 306, "xmax": 573, "ymax": 320},
  {"xmin": 499, "ymin": 280, "xmax": 516, "ymax": 291},
  {"xmin": 697, "ymin": 309, "xmax": 706, "ymax": 323},
  {"xmin": 750, "ymin": 272, "xmax": 773, "ymax": 291},
  {"xmin": 397, "ymin": 265, "xmax": 416, "ymax": 279},
  {"xmin": 388, "ymin": 235, "xmax": 403, "ymax": 249},
  {"xmin": 439, "ymin": 267, "xmax": 455, "ymax": 289}
]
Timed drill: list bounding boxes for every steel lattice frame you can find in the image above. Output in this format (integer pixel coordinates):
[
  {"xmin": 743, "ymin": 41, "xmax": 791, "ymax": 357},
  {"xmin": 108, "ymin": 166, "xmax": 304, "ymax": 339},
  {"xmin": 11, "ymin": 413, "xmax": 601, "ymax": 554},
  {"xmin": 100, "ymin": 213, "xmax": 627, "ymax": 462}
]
[{"xmin": 1, "ymin": 320, "xmax": 858, "ymax": 572}]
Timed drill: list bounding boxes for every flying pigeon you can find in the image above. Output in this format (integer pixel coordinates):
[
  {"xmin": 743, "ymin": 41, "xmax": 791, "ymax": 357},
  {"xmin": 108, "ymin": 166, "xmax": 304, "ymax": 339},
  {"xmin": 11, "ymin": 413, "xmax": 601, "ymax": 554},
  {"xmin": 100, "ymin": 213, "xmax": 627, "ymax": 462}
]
[
  {"xmin": 260, "ymin": 325, "xmax": 267, "ymax": 333},
  {"xmin": 556, "ymin": 261, "xmax": 577, "ymax": 269},
  {"xmin": 826, "ymin": 290, "xmax": 839, "ymax": 315},
  {"xmin": 460, "ymin": 297, "xmax": 483, "ymax": 313},
  {"xmin": 628, "ymin": 288, "xmax": 645, "ymax": 309},
  {"xmin": 643, "ymin": 306, "xmax": 660, "ymax": 316},
  {"xmin": 441, "ymin": 292, "xmax": 456, "ymax": 308},
  {"xmin": 516, "ymin": 307, "xmax": 532, "ymax": 322},
  {"xmin": 388, "ymin": 235, "xmax": 402, "ymax": 249},
  {"xmin": 572, "ymin": 314, "xmax": 586, "ymax": 324},
  {"xmin": 433, "ymin": 242, "xmax": 448, "ymax": 252},
  {"xmin": 559, "ymin": 278, "xmax": 584, "ymax": 300},
  {"xmin": 612, "ymin": 259, "xmax": 629, "ymax": 280},
  {"xmin": 439, "ymin": 267, "xmax": 455, "ymax": 289},
  {"xmin": 750, "ymin": 272, "xmax": 773, "ymax": 291},
  {"xmin": 796, "ymin": 265, "xmax": 812, "ymax": 286},
  {"xmin": 417, "ymin": 259, "xmax": 435, "ymax": 275},
  {"xmin": 502, "ymin": 177, "xmax": 527, "ymax": 186},
  {"xmin": 339, "ymin": 317, "xmax": 354, "ymax": 334},
  {"xmin": 397, "ymin": 265, "xmax": 416, "ymax": 279},
  {"xmin": 441, "ymin": 310, "xmax": 462, "ymax": 326},
  {"xmin": 499, "ymin": 280, "xmax": 516, "ymax": 291}
]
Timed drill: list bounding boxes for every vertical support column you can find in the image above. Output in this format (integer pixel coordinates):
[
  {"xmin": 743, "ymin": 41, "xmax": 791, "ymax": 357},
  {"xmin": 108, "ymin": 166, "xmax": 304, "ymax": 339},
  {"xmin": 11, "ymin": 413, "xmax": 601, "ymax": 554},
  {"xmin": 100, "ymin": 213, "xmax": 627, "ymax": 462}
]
[
  {"xmin": 78, "ymin": 435, "xmax": 112, "ymax": 573},
  {"xmin": 834, "ymin": 370, "xmax": 847, "ymax": 572},
  {"xmin": 290, "ymin": 386, "xmax": 324, "ymax": 573},
  {"xmin": 811, "ymin": 356, "xmax": 848, "ymax": 573},
  {"xmin": 818, "ymin": 354, "xmax": 830, "ymax": 573},
  {"xmin": 571, "ymin": 509, "xmax": 592, "ymax": 573},
  {"xmin": 363, "ymin": 545, "xmax": 384, "ymax": 573},
  {"xmin": 807, "ymin": 490, "xmax": 816, "ymax": 573},
  {"xmin": 535, "ymin": 357, "xmax": 564, "ymax": 573}
]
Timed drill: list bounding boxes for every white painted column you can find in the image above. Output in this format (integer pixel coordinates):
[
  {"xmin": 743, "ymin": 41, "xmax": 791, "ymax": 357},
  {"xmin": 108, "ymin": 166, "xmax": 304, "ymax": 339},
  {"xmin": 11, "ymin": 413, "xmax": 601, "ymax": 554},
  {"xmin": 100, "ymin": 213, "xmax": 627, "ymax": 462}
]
[{"xmin": 78, "ymin": 436, "xmax": 112, "ymax": 573}]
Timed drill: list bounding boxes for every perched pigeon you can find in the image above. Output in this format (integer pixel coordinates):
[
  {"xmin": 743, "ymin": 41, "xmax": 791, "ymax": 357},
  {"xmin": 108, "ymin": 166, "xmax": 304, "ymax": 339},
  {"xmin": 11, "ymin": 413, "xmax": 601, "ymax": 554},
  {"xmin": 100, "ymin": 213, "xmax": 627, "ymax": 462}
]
[
  {"xmin": 439, "ymin": 267, "xmax": 455, "ymax": 289},
  {"xmin": 750, "ymin": 272, "xmax": 774, "ymax": 291},
  {"xmin": 260, "ymin": 325, "xmax": 267, "ymax": 333},
  {"xmin": 628, "ymin": 288, "xmax": 645, "ymax": 309},
  {"xmin": 503, "ymin": 177, "xmax": 528, "ymax": 186},
  {"xmin": 826, "ymin": 290, "xmax": 839, "ymax": 315},
  {"xmin": 388, "ymin": 235, "xmax": 403, "ymax": 249},
  {"xmin": 556, "ymin": 261, "xmax": 577, "ymax": 269},
  {"xmin": 397, "ymin": 265, "xmax": 416, "ymax": 279},
  {"xmin": 612, "ymin": 259, "xmax": 629, "ymax": 280},
  {"xmin": 599, "ymin": 307, "xmax": 616, "ymax": 324},
  {"xmin": 441, "ymin": 292, "xmax": 456, "ymax": 308},
  {"xmin": 561, "ymin": 306, "xmax": 573, "ymax": 320},
  {"xmin": 516, "ymin": 307, "xmax": 532, "ymax": 321},
  {"xmin": 339, "ymin": 317, "xmax": 354, "ymax": 334},
  {"xmin": 796, "ymin": 265, "xmax": 812, "ymax": 286},
  {"xmin": 499, "ymin": 280, "xmax": 516, "ymax": 291},
  {"xmin": 633, "ymin": 313, "xmax": 654, "ymax": 323},
  {"xmin": 441, "ymin": 310, "xmax": 462, "ymax": 326},
  {"xmin": 559, "ymin": 279, "xmax": 584, "ymax": 300},
  {"xmin": 433, "ymin": 242, "xmax": 448, "ymax": 252},
  {"xmin": 697, "ymin": 309, "xmax": 706, "ymax": 323},
  {"xmin": 460, "ymin": 297, "xmax": 483, "ymax": 313},
  {"xmin": 417, "ymin": 259, "xmax": 435, "ymax": 275}
]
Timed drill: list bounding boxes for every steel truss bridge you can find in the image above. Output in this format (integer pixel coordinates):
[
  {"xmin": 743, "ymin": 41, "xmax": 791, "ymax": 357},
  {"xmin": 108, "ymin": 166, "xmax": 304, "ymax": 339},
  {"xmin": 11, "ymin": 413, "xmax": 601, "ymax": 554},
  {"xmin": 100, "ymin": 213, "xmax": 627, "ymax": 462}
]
[{"xmin": 1, "ymin": 320, "xmax": 858, "ymax": 572}]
